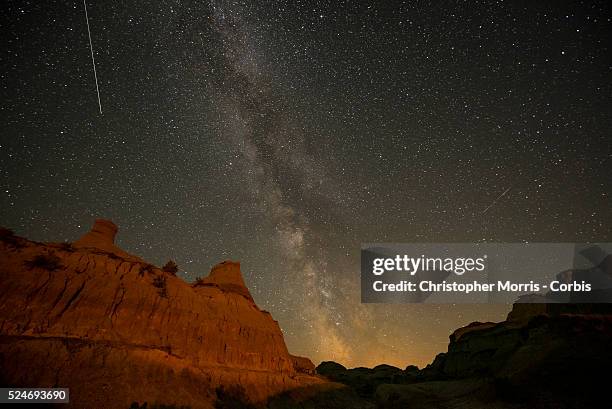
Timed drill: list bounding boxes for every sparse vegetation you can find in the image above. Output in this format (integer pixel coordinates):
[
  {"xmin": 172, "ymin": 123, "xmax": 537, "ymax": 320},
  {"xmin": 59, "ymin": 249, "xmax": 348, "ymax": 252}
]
[
  {"xmin": 0, "ymin": 227, "xmax": 15, "ymax": 238},
  {"xmin": 162, "ymin": 260, "xmax": 179, "ymax": 275},
  {"xmin": 192, "ymin": 276, "xmax": 219, "ymax": 289},
  {"xmin": 91, "ymin": 248, "xmax": 124, "ymax": 260},
  {"xmin": 107, "ymin": 251, "xmax": 121, "ymax": 260},
  {"xmin": 59, "ymin": 242, "xmax": 75, "ymax": 252},
  {"xmin": 214, "ymin": 386, "xmax": 256, "ymax": 409},
  {"xmin": 139, "ymin": 263, "xmax": 155, "ymax": 277},
  {"xmin": 0, "ymin": 227, "xmax": 23, "ymax": 248},
  {"xmin": 25, "ymin": 252, "xmax": 63, "ymax": 271},
  {"xmin": 152, "ymin": 275, "xmax": 168, "ymax": 298},
  {"xmin": 129, "ymin": 403, "xmax": 192, "ymax": 409}
]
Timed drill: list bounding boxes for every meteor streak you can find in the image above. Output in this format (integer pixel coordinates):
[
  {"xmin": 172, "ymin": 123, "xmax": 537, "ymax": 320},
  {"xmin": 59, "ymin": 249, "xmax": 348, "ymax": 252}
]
[
  {"xmin": 83, "ymin": 0, "xmax": 102, "ymax": 114},
  {"xmin": 482, "ymin": 186, "xmax": 511, "ymax": 214}
]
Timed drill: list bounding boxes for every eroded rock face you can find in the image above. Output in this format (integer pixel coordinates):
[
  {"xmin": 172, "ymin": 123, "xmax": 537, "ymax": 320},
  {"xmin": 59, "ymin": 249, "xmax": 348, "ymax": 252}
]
[
  {"xmin": 74, "ymin": 218, "xmax": 118, "ymax": 246},
  {"xmin": 73, "ymin": 219, "xmax": 139, "ymax": 261},
  {"xmin": 0, "ymin": 222, "xmax": 322, "ymax": 408},
  {"xmin": 421, "ymin": 303, "xmax": 612, "ymax": 387},
  {"xmin": 196, "ymin": 260, "xmax": 254, "ymax": 302},
  {"xmin": 366, "ymin": 304, "xmax": 612, "ymax": 408},
  {"xmin": 290, "ymin": 355, "xmax": 316, "ymax": 375}
]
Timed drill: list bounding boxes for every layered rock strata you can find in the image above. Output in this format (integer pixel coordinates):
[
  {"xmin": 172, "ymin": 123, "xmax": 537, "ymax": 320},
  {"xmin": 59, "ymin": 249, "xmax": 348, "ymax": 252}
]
[{"xmin": 0, "ymin": 221, "xmax": 324, "ymax": 408}]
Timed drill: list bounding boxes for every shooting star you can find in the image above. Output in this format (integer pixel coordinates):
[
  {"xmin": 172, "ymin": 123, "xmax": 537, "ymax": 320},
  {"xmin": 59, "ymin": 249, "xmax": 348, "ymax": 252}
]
[
  {"xmin": 83, "ymin": 0, "xmax": 102, "ymax": 114},
  {"xmin": 482, "ymin": 186, "xmax": 512, "ymax": 214}
]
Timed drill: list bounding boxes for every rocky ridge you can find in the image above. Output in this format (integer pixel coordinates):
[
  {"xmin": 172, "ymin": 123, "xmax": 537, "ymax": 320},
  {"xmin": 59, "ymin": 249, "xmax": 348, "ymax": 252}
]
[
  {"xmin": 317, "ymin": 302, "xmax": 612, "ymax": 408},
  {"xmin": 0, "ymin": 220, "xmax": 327, "ymax": 408}
]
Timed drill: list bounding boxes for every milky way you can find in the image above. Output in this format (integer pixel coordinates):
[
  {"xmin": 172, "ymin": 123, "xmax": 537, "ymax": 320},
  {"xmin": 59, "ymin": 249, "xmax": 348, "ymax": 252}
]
[
  {"xmin": 2, "ymin": 1, "xmax": 611, "ymax": 367},
  {"xmin": 208, "ymin": 1, "xmax": 353, "ymax": 361}
]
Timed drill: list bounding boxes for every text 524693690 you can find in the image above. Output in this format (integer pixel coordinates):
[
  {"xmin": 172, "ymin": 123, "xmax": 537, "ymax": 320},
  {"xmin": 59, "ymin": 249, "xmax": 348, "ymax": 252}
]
[{"xmin": 0, "ymin": 388, "xmax": 69, "ymax": 403}]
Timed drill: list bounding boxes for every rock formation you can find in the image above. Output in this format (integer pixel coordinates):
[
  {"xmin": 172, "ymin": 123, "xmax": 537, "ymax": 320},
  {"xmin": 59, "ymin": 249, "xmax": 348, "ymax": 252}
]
[
  {"xmin": 195, "ymin": 260, "xmax": 254, "ymax": 302},
  {"xmin": 377, "ymin": 303, "xmax": 612, "ymax": 408},
  {"xmin": 289, "ymin": 355, "xmax": 316, "ymax": 375},
  {"xmin": 4, "ymin": 221, "xmax": 610, "ymax": 408},
  {"xmin": 316, "ymin": 303, "xmax": 612, "ymax": 408},
  {"xmin": 73, "ymin": 219, "xmax": 139, "ymax": 260},
  {"xmin": 0, "ymin": 221, "xmax": 330, "ymax": 408}
]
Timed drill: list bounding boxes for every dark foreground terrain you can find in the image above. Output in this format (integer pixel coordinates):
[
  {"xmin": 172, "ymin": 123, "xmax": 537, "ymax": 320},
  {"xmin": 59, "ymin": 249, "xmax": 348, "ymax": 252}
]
[{"xmin": 312, "ymin": 302, "xmax": 612, "ymax": 409}]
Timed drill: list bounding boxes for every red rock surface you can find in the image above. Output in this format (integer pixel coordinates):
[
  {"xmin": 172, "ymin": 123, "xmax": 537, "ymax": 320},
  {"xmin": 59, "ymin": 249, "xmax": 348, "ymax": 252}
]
[
  {"xmin": 196, "ymin": 260, "xmax": 255, "ymax": 302},
  {"xmin": 0, "ymin": 221, "xmax": 326, "ymax": 408},
  {"xmin": 73, "ymin": 219, "xmax": 140, "ymax": 261},
  {"xmin": 290, "ymin": 355, "xmax": 316, "ymax": 375}
]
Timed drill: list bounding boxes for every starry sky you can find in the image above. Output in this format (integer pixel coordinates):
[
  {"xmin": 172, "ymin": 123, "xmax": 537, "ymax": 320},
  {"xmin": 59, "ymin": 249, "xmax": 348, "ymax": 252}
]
[{"xmin": 1, "ymin": 1, "xmax": 611, "ymax": 368}]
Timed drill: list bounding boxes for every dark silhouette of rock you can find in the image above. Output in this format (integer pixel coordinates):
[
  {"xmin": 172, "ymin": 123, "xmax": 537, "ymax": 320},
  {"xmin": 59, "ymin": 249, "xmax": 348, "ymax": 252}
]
[
  {"xmin": 316, "ymin": 361, "xmax": 347, "ymax": 377},
  {"xmin": 316, "ymin": 362, "xmax": 415, "ymax": 398},
  {"xmin": 378, "ymin": 302, "xmax": 612, "ymax": 408},
  {"xmin": 267, "ymin": 382, "xmax": 374, "ymax": 409},
  {"xmin": 315, "ymin": 303, "xmax": 612, "ymax": 408}
]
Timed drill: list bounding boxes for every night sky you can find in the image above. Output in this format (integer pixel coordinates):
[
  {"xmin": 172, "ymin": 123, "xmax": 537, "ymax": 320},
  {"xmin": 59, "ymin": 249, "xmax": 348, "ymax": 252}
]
[{"xmin": 2, "ymin": 1, "xmax": 611, "ymax": 367}]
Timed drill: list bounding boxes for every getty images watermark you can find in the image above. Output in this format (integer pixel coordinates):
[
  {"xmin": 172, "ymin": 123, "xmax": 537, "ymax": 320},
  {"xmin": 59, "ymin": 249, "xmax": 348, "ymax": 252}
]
[{"xmin": 361, "ymin": 243, "xmax": 612, "ymax": 303}]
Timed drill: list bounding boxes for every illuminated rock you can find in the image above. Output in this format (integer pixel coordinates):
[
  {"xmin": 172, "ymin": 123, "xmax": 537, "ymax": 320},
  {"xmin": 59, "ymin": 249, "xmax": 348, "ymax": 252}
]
[{"xmin": 0, "ymin": 221, "xmax": 326, "ymax": 408}]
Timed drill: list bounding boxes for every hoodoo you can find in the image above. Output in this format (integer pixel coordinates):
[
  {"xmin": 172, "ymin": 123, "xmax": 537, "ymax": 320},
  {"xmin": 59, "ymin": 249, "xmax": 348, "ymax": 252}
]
[
  {"xmin": 73, "ymin": 218, "xmax": 140, "ymax": 260},
  {"xmin": 196, "ymin": 260, "xmax": 254, "ymax": 301}
]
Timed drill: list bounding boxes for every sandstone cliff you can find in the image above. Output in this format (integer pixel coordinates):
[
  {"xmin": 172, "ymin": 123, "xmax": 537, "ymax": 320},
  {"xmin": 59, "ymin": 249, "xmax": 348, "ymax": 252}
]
[{"xmin": 0, "ymin": 221, "xmax": 324, "ymax": 408}]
